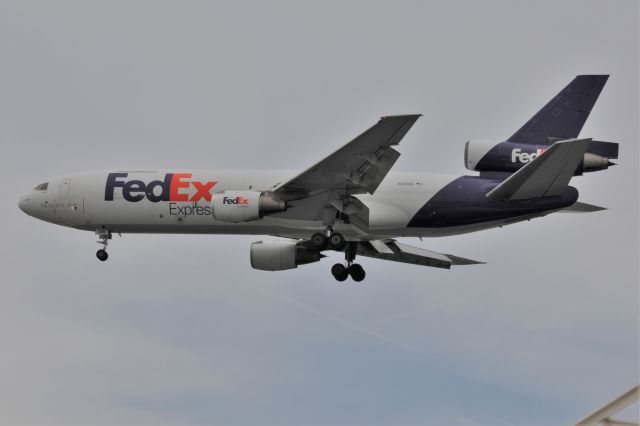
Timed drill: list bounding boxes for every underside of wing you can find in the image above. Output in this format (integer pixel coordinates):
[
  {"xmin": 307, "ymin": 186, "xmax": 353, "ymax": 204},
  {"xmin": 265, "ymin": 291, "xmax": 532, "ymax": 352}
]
[
  {"xmin": 274, "ymin": 115, "xmax": 421, "ymax": 200},
  {"xmin": 344, "ymin": 240, "xmax": 484, "ymax": 270}
]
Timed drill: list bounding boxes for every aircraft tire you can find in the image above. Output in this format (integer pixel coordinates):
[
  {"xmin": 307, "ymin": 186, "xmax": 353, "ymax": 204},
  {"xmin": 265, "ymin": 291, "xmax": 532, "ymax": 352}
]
[
  {"xmin": 331, "ymin": 263, "xmax": 349, "ymax": 282},
  {"xmin": 329, "ymin": 233, "xmax": 346, "ymax": 251},
  {"xmin": 311, "ymin": 232, "xmax": 328, "ymax": 250},
  {"xmin": 349, "ymin": 264, "xmax": 365, "ymax": 282},
  {"xmin": 96, "ymin": 249, "xmax": 108, "ymax": 262}
]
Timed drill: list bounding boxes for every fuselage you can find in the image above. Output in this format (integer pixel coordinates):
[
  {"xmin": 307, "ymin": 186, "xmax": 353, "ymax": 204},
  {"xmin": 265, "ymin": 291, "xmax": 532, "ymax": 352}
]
[{"xmin": 18, "ymin": 169, "xmax": 579, "ymax": 239}]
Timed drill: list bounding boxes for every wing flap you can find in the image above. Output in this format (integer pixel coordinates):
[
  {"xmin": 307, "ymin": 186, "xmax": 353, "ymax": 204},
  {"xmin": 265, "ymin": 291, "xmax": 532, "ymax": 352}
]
[
  {"xmin": 486, "ymin": 138, "xmax": 592, "ymax": 201},
  {"xmin": 350, "ymin": 240, "xmax": 484, "ymax": 270},
  {"xmin": 369, "ymin": 239, "xmax": 395, "ymax": 254}
]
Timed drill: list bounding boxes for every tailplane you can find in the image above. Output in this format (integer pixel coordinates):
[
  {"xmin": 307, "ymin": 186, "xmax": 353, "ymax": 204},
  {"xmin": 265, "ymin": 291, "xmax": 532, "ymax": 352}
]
[
  {"xmin": 560, "ymin": 202, "xmax": 606, "ymax": 213},
  {"xmin": 486, "ymin": 138, "xmax": 592, "ymax": 201}
]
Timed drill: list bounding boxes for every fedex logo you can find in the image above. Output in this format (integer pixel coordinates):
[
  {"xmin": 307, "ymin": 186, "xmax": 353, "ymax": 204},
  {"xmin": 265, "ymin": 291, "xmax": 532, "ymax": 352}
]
[
  {"xmin": 511, "ymin": 148, "xmax": 546, "ymax": 163},
  {"xmin": 223, "ymin": 196, "xmax": 249, "ymax": 205},
  {"xmin": 105, "ymin": 173, "xmax": 217, "ymax": 203}
]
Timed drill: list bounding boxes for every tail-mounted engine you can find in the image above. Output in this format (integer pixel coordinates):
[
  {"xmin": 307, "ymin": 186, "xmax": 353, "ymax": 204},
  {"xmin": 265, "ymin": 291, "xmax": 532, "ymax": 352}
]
[
  {"xmin": 250, "ymin": 240, "xmax": 323, "ymax": 271},
  {"xmin": 211, "ymin": 191, "xmax": 286, "ymax": 223},
  {"xmin": 464, "ymin": 140, "xmax": 618, "ymax": 175}
]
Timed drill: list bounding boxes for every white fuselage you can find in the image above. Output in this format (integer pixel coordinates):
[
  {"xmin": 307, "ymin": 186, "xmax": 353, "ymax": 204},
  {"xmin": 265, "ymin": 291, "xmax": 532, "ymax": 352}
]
[{"xmin": 18, "ymin": 169, "xmax": 552, "ymax": 240}]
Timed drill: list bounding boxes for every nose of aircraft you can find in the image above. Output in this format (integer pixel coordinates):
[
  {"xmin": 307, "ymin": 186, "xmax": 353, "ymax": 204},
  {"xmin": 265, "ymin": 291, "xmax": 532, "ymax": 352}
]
[{"xmin": 18, "ymin": 195, "xmax": 30, "ymax": 215}]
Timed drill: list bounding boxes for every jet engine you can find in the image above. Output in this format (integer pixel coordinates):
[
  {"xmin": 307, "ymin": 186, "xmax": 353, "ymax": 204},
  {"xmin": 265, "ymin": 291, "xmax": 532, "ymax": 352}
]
[
  {"xmin": 464, "ymin": 140, "xmax": 618, "ymax": 175},
  {"xmin": 250, "ymin": 240, "xmax": 323, "ymax": 271},
  {"xmin": 211, "ymin": 191, "xmax": 286, "ymax": 223}
]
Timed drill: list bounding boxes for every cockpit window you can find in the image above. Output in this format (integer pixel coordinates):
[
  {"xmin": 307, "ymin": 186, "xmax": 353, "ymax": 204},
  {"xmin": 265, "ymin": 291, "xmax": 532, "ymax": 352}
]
[{"xmin": 34, "ymin": 182, "xmax": 49, "ymax": 191}]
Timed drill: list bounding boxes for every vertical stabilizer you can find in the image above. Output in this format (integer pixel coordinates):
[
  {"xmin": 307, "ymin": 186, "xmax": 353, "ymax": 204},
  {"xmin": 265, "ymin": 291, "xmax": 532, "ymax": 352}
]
[{"xmin": 508, "ymin": 75, "xmax": 609, "ymax": 145}]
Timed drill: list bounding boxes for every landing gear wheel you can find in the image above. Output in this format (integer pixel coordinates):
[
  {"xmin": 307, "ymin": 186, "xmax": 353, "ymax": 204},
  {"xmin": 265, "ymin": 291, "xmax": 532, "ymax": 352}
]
[
  {"xmin": 96, "ymin": 249, "xmax": 109, "ymax": 262},
  {"xmin": 348, "ymin": 263, "xmax": 365, "ymax": 282},
  {"xmin": 329, "ymin": 233, "xmax": 346, "ymax": 251},
  {"xmin": 331, "ymin": 263, "xmax": 349, "ymax": 282},
  {"xmin": 311, "ymin": 232, "xmax": 328, "ymax": 250}
]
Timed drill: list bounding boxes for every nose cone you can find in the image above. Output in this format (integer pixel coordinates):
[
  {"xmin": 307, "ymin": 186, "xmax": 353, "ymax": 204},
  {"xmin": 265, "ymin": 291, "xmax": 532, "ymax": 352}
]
[{"xmin": 18, "ymin": 196, "xmax": 30, "ymax": 215}]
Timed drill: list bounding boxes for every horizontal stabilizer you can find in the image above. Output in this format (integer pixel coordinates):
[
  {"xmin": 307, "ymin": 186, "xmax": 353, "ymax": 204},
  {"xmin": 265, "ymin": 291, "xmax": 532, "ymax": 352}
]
[
  {"xmin": 588, "ymin": 140, "xmax": 619, "ymax": 159},
  {"xmin": 486, "ymin": 138, "xmax": 592, "ymax": 201},
  {"xmin": 560, "ymin": 202, "xmax": 607, "ymax": 213}
]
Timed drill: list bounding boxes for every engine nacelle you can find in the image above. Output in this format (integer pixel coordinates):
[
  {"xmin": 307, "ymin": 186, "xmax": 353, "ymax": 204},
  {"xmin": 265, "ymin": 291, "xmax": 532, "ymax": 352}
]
[
  {"xmin": 250, "ymin": 240, "xmax": 322, "ymax": 271},
  {"xmin": 211, "ymin": 191, "xmax": 286, "ymax": 223},
  {"xmin": 464, "ymin": 140, "xmax": 617, "ymax": 175}
]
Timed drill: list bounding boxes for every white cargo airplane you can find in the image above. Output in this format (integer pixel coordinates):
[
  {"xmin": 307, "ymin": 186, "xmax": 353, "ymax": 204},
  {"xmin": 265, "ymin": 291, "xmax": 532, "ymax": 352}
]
[{"xmin": 19, "ymin": 76, "xmax": 617, "ymax": 281}]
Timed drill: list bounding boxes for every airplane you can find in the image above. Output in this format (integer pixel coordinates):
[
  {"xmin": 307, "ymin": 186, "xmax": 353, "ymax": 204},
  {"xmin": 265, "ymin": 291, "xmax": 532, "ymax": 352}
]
[{"xmin": 18, "ymin": 75, "xmax": 618, "ymax": 282}]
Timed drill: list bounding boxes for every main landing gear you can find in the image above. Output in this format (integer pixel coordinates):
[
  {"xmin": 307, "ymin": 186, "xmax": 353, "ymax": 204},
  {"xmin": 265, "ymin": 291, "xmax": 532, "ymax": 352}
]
[
  {"xmin": 310, "ymin": 226, "xmax": 346, "ymax": 251},
  {"xmin": 96, "ymin": 229, "xmax": 111, "ymax": 262},
  {"xmin": 330, "ymin": 241, "xmax": 365, "ymax": 282},
  {"xmin": 309, "ymin": 226, "xmax": 364, "ymax": 282}
]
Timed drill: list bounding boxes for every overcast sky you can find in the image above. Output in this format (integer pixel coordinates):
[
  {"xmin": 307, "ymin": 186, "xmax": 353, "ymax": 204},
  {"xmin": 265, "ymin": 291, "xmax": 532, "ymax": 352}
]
[{"xmin": 0, "ymin": 1, "xmax": 638, "ymax": 425}]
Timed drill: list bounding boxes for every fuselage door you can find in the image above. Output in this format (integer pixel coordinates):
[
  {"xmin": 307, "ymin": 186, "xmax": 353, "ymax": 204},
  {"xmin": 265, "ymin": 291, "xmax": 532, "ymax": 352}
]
[
  {"xmin": 55, "ymin": 178, "xmax": 81, "ymax": 223},
  {"xmin": 60, "ymin": 178, "xmax": 71, "ymax": 200}
]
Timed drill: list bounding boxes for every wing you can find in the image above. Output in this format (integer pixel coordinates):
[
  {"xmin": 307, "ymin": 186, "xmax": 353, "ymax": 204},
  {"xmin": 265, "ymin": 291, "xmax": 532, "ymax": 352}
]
[
  {"xmin": 345, "ymin": 239, "xmax": 484, "ymax": 270},
  {"xmin": 274, "ymin": 115, "xmax": 421, "ymax": 200},
  {"xmin": 486, "ymin": 138, "xmax": 592, "ymax": 201}
]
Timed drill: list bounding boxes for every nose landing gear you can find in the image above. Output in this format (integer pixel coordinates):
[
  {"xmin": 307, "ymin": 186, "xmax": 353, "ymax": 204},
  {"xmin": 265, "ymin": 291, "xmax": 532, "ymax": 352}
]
[
  {"xmin": 95, "ymin": 229, "xmax": 111, "ymax": 262},
  {"xmin": 331, "ymin": 241, "xmax": 366, "ymax": 282},
  {"xmin": 96, "ymin": 249, "xmax": 108, "ymax": 261}
]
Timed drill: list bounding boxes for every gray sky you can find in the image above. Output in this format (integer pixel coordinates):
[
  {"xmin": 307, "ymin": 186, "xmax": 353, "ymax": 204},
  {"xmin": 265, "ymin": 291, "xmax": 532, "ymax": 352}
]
[{"xmin": 0, "ymin": 0, "xmax": 638, "ymax": 425}]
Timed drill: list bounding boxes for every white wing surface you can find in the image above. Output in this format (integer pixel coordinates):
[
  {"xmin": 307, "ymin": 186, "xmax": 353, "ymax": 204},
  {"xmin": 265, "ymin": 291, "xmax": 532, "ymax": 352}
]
[{"xmin": 274, "ymin": 115, "xmax": 421, "ymax": 200}]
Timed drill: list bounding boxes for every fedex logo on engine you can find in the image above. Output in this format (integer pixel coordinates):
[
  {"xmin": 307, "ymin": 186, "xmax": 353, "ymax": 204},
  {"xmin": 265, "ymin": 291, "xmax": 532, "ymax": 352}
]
[
  {"xmin": 223, "ymin": 196, "xmax": 249, "ymax": 205},
  {"xmin": 105, "ymin": 173, "xmax": 217, "ymax": 202},
  {"xmin": 511, "ymin": 148, "xmax": 546, "ymax": 163}
]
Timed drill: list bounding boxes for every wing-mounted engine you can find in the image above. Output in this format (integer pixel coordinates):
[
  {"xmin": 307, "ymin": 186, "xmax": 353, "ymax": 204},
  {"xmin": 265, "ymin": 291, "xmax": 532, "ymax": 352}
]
[
  {"xmin": 464, "ymin": 139, "xmax": 618, "ymax": 175},
  {"xmin": 211, "ymin": 191, "xmax": 286, "ymax": 223},
  {"xmin": 250, "ymin": 240, "xmax": 323, "ymax": 271}
]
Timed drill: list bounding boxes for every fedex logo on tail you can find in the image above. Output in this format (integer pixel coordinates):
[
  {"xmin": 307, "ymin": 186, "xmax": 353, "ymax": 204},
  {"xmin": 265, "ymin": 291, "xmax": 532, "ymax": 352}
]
[
  {"xmin": 511, "ymin": 147, "xmax": 546, "ymax": 163},
  {"xmin": 105, "ymin": 173, "xmax": 217, "ymax": 202}
]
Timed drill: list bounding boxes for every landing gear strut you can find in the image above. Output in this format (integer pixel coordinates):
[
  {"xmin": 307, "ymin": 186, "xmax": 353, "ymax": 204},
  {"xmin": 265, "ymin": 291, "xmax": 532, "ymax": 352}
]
[
  {"xmin": 309, "ymin": 225, "xmax": 363, "ymax": 281},
  {"xmin": 331, "ymin": 242, "xmax": 366, "ymax": 282},
  {"xmin": 95, "ymin": 229, "xmax": 111, "ymax": 262}
]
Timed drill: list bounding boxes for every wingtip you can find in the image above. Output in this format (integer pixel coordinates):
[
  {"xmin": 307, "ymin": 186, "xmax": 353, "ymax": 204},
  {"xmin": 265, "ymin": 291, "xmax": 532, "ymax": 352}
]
[
  {"xmin": 380, "ymin": 114, "xmax": 423, "ymax": 120},
  {"xmin": 446, "ymin": 254, "xmax": 486, "ymax": 266}
]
